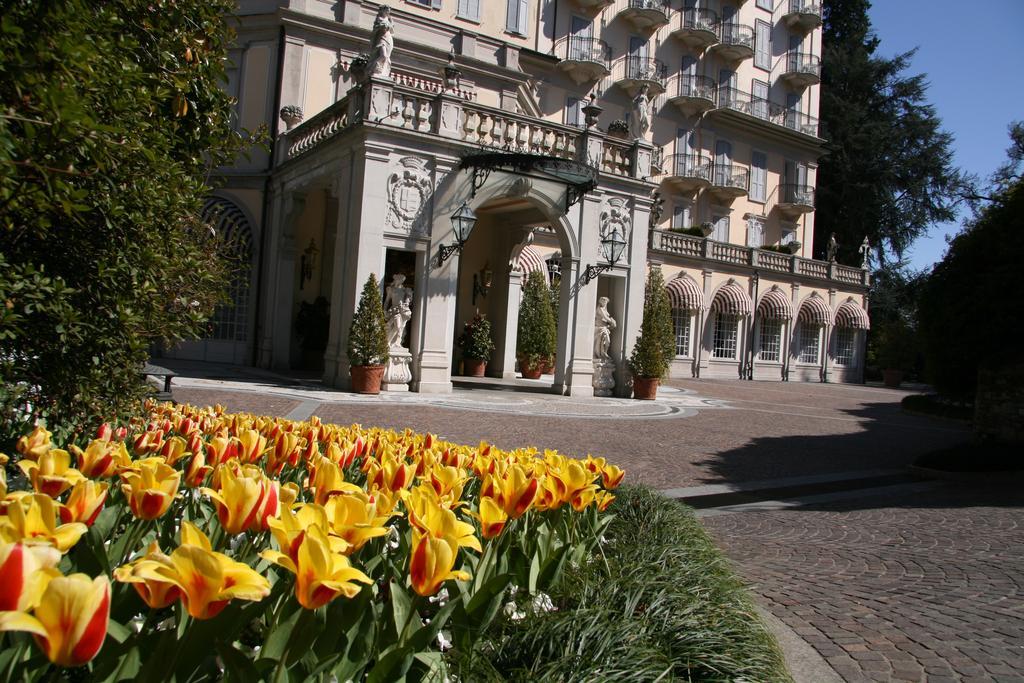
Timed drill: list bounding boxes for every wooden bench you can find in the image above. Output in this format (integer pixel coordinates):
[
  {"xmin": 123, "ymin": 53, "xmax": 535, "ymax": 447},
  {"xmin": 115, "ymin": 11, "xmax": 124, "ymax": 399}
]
[{"xmin": 143, "ymin": 363, "xmax": 175, "ymax": 403}]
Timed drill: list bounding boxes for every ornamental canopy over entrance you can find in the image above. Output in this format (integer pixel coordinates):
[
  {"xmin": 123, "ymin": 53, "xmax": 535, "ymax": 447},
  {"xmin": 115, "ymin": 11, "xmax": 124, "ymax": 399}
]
[{"xmin": 458, "ymin": 152, "xmax": 599, "ymax": 213}]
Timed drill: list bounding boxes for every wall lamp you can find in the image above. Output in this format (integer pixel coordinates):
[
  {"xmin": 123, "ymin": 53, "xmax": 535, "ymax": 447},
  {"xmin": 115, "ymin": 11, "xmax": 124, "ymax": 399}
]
[
  {"xmin": 472, "ymin": 266, "xmax": 492, "ymax": 306},
  {"xmin": 581, "ymin": 227, "xmax": 627, "ymax": 285},
  {"xmin": 438, "ymin": 201, "xmax": 477, "ymax": 265}
]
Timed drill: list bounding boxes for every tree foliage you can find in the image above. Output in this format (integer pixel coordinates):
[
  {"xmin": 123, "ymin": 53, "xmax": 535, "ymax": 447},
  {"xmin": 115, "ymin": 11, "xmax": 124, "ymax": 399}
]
[
  {"xmin": 816, "ymin": 0, "xmax": 960, "ymax": 265},
  {"xmin": 346, "ymin": 274, "xmax": 389, "ymax": 367},
  {"xmin": 517, "ymin": 270, "xmax": 557, "ymax": 365},
  {"xmin": 0, "ymin": 0, "xmax": 252, "ymax": 446},
  {"xmin": 918, "ymin": 124, "xmax": 1024, "ymax": 398},
  {"xmin": 628, "ymin": 268, "xmax": 674, "ymax": 380}
]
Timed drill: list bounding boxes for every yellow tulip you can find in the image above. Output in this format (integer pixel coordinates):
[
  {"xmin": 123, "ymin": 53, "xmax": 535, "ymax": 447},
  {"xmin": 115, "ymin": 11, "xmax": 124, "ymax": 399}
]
[
  {"xmin": 120, "ymin": 522, "xmax": 270, "ymax": 619},
  {"xmin": 236, "ymin": 428, "xmax": 269, "ymax": 463},
  {"xmin": 267, "ymin": 431, "xmax": 302, "ymax": 475},
  {"xmin": 59, "ymin": 480, "xmax": 109, "ymax": 526},
  {"xmin": 407, "ymin": 487, "xmax": 481, "ymax": 553},
  {"xmin": 595, "ymin": 490, "xmax": 616, "ymax": 512},
  {"xmin": 475, "ymin": 496, "xmax": 508, "ymax": 539},
  {"xmin": 15, "ymin": 425, "xmax": 52, "ymax": 460},
  {"xmin": 120, "ymin": 457, "xmax": 181, "ymax": 520},
  {"xmin": 482, "ymin": 464, "xmax": 538, "ymax": 519},
  {"xmin": 322, "ymin": 493, "xmax": 390, "ymax": 554},
  {"xmin": 113, "ymin": 541, "xmax": 180, "ymax": 609},
  {"xmin": 183, "ymin": 450, "xmax": 212, "ymax": 488},
  {"xmin": 159, "ymin": 436, "xmax": 189, "ymax": 467},
  {"xmin": 409, "ymin": 532, "xmax": 469, "ymax": 597},
  {"xmin": 365, "ymin": 453, "xmax": 413, "ymax": 494},
  {"xmin": 429, "ymin": 464, "xmax": 468, "ymax": 504},
  {"xmin": 307, "ymin": 456, "xmax": 362, "ymax": 507},
  {"xmin": 267, "ymin": 503, "xmax": 345, "ymax": 560},
  {"xmin": 69, "ymin": 439, "xmax": 126, "ymax": 479},
  {"xmin": 205, "ymin": 435, "xmax": 239, "ymax": 468},
  {"xmin": 0, "ymin": 542, "xmax": 61, "ymax": 611},
  {"xmin": 19, "ymin": 449, "xmax": 84, "ymax": 498},
  {"xmin": 201, "ymin": 462, "xmax": 279, "ymax": 534},
  {"xmin": 601, "ymin": 464, "xmax": 625, "ymax": 490},
  {"xmin": 0, "ymin": 493, "xmax": 87, "ymax": 553},
  {"xmin": 0, "ymin": 573, "xmax": 110, "ymax": 667},
  {"xmin": 261, "ymin": 525, "xmax": 371, "ymax": 609}
]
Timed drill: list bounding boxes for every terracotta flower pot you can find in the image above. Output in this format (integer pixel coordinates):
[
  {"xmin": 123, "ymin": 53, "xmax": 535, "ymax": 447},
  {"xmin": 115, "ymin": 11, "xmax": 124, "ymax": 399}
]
[
  {"xmin": 464, "ymin": 358, "xmax": 487, "ymax": 377},
  {"xmin": 632, "ymin": 377, "xmax": 659, "ymax": 400},
  {"xmin": 520, "ymin": 359, "xmax": 544, "ymax": 380},
  {"xmin": 882, "ymin": 368, "xmax": 904, "ymax": 388},
  {"xmin": 539, "ymin": 355, "xmax": 555, "ymax": 374},
  {"xmin": 350, "ymin": 365, "xmax": 385, "ymax": 394}
]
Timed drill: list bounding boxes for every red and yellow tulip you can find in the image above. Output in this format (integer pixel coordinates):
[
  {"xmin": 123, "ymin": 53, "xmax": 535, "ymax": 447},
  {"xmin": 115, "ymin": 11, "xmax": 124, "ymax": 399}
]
[
  {"xmin": 409, "ymin": 533, "xmax": 469, "ymax": 597},
  {"xmin": 120, "ymin": 457, "xmax": 181, "ymax": 520},
  {"xmin": 16, "ymin": 426, "xmax": 52, "ymax": 461},
  {"xmin": 113, "ymin": 541, "xmax": 180, "ymax": 609},
  {"xmin": 262, "ymin": 524, "xmax": 371, "ymax": 609},
  {"xmin": 322, "ymin": 493, "xmax": 391, "ymax": 554},
  {"xmin": 475, "ymin": 496, "xmax": 508, "ymax": 539},
  {"xmin": 0, "ymin": 573, "xmax": 110, "ymax": 667},
  {"xmin": 19, "ymin": 449, "xmax": 84, "ymax": 498},
  {"xmin": 69, "ymin": 439, "xmax": 127, "ymax": 479},
  {"xmin": 201, "ymin": 462, "xmax": 279, "ymax": 534},
  {"xmin": 59, "ymin": 480, "xmax": 109, "ymax": 526},
  {"xmin": 0, "ymin": 542, "xmax": 61, "ymax": 611},
  {"xmin": 0, "ymin": 493, "xmax": 87, "ymax": 553}
]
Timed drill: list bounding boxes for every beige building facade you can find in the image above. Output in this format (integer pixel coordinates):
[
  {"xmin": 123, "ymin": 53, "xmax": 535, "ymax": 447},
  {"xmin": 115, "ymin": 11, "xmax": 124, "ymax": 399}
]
[{"xmin": 163, "ymin": 0, "xmax": 871, "ymax": 394}]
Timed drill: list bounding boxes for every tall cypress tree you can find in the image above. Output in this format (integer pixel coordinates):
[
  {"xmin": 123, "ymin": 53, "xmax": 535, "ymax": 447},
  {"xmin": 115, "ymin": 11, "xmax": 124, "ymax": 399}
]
[{"xmin": 816, "ymin": 0, "xmax": 960, "ymax": 265}]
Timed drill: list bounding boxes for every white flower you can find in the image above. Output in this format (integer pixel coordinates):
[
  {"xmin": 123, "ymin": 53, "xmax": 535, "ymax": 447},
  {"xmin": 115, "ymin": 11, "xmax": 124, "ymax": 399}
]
[
  {"xmin": 531, "ymin": 592, "xmax": 555, "ymax": 614},
  {"xmin": 437, "ymin": 630, "xmax": 453, "ymax": 651},
  {"xmin": 503, "ymin": 601, "xmax": 526, "ymax": 623},
  {"xmin": 429, "ymin": 587, "xmax": 449, "ymax": 605}
]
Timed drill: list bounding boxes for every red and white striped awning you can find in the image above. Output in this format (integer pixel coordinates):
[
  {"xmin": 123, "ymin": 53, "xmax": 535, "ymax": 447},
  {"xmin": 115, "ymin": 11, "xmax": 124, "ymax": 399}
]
[
  {"xmin": 665, "ymin": 275, "xmax": 704, "ymax": 311},
  {"xmin": 835, "ymin": 297, "xmax": 870, "ymax": 329},
  {"xmin": 710, "ymin": 279, "xmax": 752, "ymax": 316},
  {"xmin": 798, "ymin": 293, "xmax": 834, "ymax": 326},
  {"xmin": 514, "ymin": 246, "xmax": 547, "ymax": 277},
  {"xmin": 756, "ymin": 285, "xmax": 793, "ymax": 320}
]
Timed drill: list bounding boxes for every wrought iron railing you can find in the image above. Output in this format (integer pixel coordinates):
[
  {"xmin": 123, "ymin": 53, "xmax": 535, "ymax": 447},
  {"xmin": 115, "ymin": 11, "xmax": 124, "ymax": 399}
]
[
  {"xmin": 712, "ymin": 163, "xmax": 750, "ymax": 192},
  {"xmin": 785, "ymin": 52, "xmax": 821, "ymax": 78},
  {"xmin": 718, "ymin": 23, "xmax": 754, "ymax": 50},
  {"xmin": 780, "ymin": 183, "xmax": 815, "ymax": 206},
  {"xmin": 679, "ymin": 8, "xmax": 718, "ymax": 33},
  {"xmin": 716, "ymin": 87, "xmax": 821, "ymax": 138},
  {"xmin": 563, "ymin": 36, "xmax": 612, "ymax": 68},
  {"xmin": 669, "ymin": 74, "xmax": 716, "ymax": 102},
  {"xmin": 623, "ymin": 56, "xmax": 668, "ymax": 83},
  {"xmin": 786, "ymin": 0, "xmax": 822, "ymax": 18},
  {"xmin": 662, "ymin": 153, "xmax": 713, "ymax": 181}
]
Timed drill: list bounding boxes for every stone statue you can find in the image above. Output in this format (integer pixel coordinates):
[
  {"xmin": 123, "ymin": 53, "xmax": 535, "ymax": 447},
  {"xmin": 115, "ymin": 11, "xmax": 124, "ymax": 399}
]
[
  {"xmin": 858, "ymin": 236, "xmax": 871, "ymax": 269},
  {"xmin": 384, "ymin": 273, "xmax": 412, "ymax": 349},
  {"xmin": 826, "ymin": 232, "xmax": 839, "ymax": 263},
  {"xmin": 649, "ymin": 190, "xmax": 664, "ymax": 229},
  {"xmin": 629, "ymin": 85, "xmax": 652, "ymax": 141},
  {"xmin": 368, "ymin": 6, "xmax": 394, "ymax": 79},
  {"xmin": 593, "ymin": 296, "xmax": 617, "ymax": 360}
]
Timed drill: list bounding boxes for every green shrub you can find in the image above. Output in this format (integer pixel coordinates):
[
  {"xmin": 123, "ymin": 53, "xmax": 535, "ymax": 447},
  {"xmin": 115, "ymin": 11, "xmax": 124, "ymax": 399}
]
[
  {"xmin": 458, "ymin": 313, "xmax": 496, "ymax": 361},
  {"xmin": 347, "ymin": 274, "xmax": 389, "ymax": 367},
  {"xmin": 450, "ymin": 486, "xmax": 792, "ymax": 682},
  {"xmin": 667, "ymin": 225, "xmax": 707, "ymax": 237},
  {"xmin": 518, "ymin": 270, "xmax": 557, "ymax": 366},
  {"xmin": 0, "ymin": 0, "xmax": 251, "ymax": 448},
  {"xmin": 628, "ymin": 268, "xmax": 675, "ymax": 379}
]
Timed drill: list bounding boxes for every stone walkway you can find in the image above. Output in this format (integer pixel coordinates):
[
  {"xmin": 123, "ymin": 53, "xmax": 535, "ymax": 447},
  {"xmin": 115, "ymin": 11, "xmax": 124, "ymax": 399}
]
[{"xmin": 704, "ymin": 484, "xmax": 1024, "ymax": 682}]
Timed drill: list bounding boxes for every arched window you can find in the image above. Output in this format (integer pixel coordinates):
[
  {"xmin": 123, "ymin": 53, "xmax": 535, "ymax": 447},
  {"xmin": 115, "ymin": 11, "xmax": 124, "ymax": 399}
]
[{"xmin": 201, "ymin": 198, "xmax": 254, "ymax": 342}]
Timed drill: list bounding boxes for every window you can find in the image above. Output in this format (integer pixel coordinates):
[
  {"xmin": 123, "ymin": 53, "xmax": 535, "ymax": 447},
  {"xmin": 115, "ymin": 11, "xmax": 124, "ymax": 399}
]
[
  {"xmin": 409, "ymin": 0, "xmax": 443, "ymax": 7},
  {"xmin": 672, "ymin": 203, "xmax": 691, "ymax": 229},
  {"xmin": 746, "ymin": 217, "xmax": 765, "ymax": 248},
  {"xmin": 750, "ymin": 150, "xmax": 767, "ymax": 202},
  {"xmin": 565, "ymin": 97, "xmax": 584, "ymax": 127},
  {"xmin": 673, "ymin": 309, "xmax": 692, "ymax": 357},
  {"xmin": 835, "ymin": 328, "xmax": 856, "ymax": 366},
  {"xmin": 781, "ymin": 225, "xmax": 797, "ymax": 245},
  {"xmin": 755, "ymin": 20, "xmax": 772, "ymax": 70},
  {"xmin": 756, "ymin": 0, "xmax": 773, "ymax": 10},
  {"xmin": 713, "ymin": 312, "xmax": 739, "ymax": 359},
  {"xmin": 797, "ymin": 324, "xmax": 820, "ymax": 364},
  {"xmin": 506, "ymin": 0, "xmax": 529, "ymax": 35},
  {"xmin": 457, "ymin": 0, "xmax": 480, "ymax": 20},
  {"xmin": 751, "ymin": 80, "xmax": 769, "ymax": 121},
  {"xmin": 711, "ymin": 214, "xmax": 729, "ymax": 242},
  {"xmin": 758, "ymin": 319, "xmax": 782, "ymax": 361}
]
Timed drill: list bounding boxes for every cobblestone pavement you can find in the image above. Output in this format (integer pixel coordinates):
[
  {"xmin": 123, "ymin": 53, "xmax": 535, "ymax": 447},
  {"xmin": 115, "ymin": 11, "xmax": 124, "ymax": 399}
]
[{"xmin": 703, "ymin": 484, "xmax": 1024, "ymax": 682}]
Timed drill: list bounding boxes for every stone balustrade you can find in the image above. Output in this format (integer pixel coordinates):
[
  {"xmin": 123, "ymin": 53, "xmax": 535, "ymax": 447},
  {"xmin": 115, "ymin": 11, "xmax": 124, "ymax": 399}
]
[{"xmin": 650, "ymin": 229, "xmax": 870, "ymax": 287}]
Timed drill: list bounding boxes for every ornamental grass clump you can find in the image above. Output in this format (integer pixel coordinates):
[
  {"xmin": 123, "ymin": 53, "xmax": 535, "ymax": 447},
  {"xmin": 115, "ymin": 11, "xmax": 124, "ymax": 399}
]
[{"xmin": 0, "ymin": 401, "xmax": 622, "ymax": 680}]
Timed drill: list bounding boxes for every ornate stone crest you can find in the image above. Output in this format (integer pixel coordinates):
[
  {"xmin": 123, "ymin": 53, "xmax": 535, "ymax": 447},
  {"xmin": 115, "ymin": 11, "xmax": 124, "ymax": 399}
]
[
  {"xmin": 599, "ymin": 197, "xmax": 631, "ymax": 244},
  {"xmin": 386, "ymin": 157, "xmax": 432, "ymax": 234}
]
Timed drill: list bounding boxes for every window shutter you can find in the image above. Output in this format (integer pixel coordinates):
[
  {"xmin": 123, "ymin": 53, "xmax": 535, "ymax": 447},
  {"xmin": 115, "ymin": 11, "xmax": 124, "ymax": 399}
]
[
  {"xmin": 458, "ymin": 0, "xmax": 468, "ymax": 16},
  {"xmin": 506, "ymin": 0, "xmax": 517, "ymax": 31},
  {"xmin": 432, "ymin": 0, "xmax": 442, "ymax": 9},
  {"xmin": 518, "ymin": 0, "xmax": 529, "ymax": 34},
  {"xmin": 751, "ymin": 151, "xmax": 767, "ymax": 202},
  {"xmin": 459, "ymin": 0, "xmax": 479, "ymax": 19},
  {"xmin": 755, "ymin": 22, "xmax": 771, "ymax": 69}
]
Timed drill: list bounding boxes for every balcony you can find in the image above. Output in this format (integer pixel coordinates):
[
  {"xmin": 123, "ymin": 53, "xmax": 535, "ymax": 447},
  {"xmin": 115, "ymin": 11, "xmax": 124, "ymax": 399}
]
[
  {"xmin": 666, "ymin": 74, "xmax": 716, "ymax": 115},
  {"xmin": 782, "ymin": 0, "xmax": 823, "ymax": 33},
  {"xmin": 569, "ymin": 0, "xmax": 614, "ymax": 14},
  {"xmin": 713, "ymin": 87, "xmax": 822, "ymax": 138},
  {"xmin": 777, "ymin": 183, "xmax": 815, "ymax": 217},
  {"xmin": 614, "ymin": 0, "xmax": 672, "ymax": 32},
  {"xmin": 779, "ymin": 52, "xmax": 821, "ymax": 89},
  {"xmin": 613, "ymin": 56, "xmax": 668, "ymax": 96},
  {"xmin": 556, "ymin": 36, "xmax": 611, "ymax": 84},
  {"xmin": 670, "ymin": 8, "xmax": 719, "ymax": 51},
  {"xmin": 660, "ymin": 154, "xmax": 713, "ymax": 193},
  {"xmin": 710, "ymin": 23, "xmax": 754, "ymax": 62},
  {"xmin": 708, "ymin": 163, "xmax": 749, "ymax": 200}
]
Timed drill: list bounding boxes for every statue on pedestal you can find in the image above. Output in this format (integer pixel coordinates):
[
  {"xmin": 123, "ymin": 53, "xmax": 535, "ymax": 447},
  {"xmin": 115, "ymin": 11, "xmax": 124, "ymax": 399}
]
[
  {"xmin": 384, "ymin": 273, "xmax": 412, "ymax": 349},
  {"xmin": 593, "ymin": 296, "xmax": 617, "ymax": 397},
  {"xmin": 367, "ymin": 6, "xmax": 394, "ymax": 79},
  {"xmin": 629, "ymin": 85, "xmax": 652, "ymax": 141},
  {"xmin": 859, "ymin": 236, "xmax": 871, "ymax": 269},
  {"xmin": 826, "ymin": 232, "xmax": 839, "ymax": 263}
]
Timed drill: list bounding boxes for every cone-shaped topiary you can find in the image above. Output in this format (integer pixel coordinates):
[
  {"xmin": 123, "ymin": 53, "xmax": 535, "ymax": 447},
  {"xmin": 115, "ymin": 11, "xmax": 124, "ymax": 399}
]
[
  {"xmin": 517, "ymin": 270, "xmax": 557, "ymax": 368},
  {"xmin": 347, "ymin": 273, "xmax": 390, "ymax": 367},
  {"xmin": 628, "ymin": 267, "xmax": 675, "ymax": 379},
  {"xmin": 457, "ymin": 313, "xmax": 495, "ymax": 361}
]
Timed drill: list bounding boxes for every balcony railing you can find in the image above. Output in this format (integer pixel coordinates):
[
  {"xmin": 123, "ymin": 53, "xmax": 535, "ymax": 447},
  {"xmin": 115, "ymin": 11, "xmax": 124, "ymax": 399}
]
[
  {"xmin": 713, "ymin": 23, "xmax": 754, "ymax": 61},
  {"xmin": 671, "ymin": 8, "xmax": 719, "ymax": 50},
  {"xmin": 783, "ymin": 0, "xmax": 823, "ymax": 32},
  {"xmin": 659, "ymin": 153, "xmax": 713, "ymax": 192},
  {"xmin": 710, "ymin": 163, "xmax": 750, "ymax": 197},
  {"xmin": 614, "ymin": 0, "xmax": 672, "ymax": 31},
  {"xmin": 557, "ymin": 36, "xmax": 612, "ymax": 83},
  {"xmin": 777, "ymin": 183, "xmax": 815, "ymax": 216},
  {"xmin": 715, "ymin": 87, "xmax": 821, "ymax": 138},
  {"xmin": 780, "ymin": 52, "xmax": 821, "ymax": 88},
  {"xmin": 649, "ymin": 230, "xmax": 870, "ymax": 287},
  {"xmin": 613, "ymin": 56, "xmax": 668, "ymax": 95},
  {"xmin": 665, "ymin": 74, "xmax": 716, "ymax": 114}
]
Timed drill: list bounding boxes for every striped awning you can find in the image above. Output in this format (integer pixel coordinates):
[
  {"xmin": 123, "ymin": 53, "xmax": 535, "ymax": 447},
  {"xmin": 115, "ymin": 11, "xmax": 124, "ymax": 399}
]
[
  {"xmin": 514, "ymin": 245, "xmax": 546, "ymax": 276},
  {"xmin": 835, "ymin": 297, "xmax": 870, "ymax": 330},
  {"xmin": 756, "ymin": 285, "xmax": 793, "ymax": 320},
  {"xmin": 710, "ymin": 279, "xmax": 752, "ymax": 316},
  {"xmin": 665, "ymin": 275, "xmax": 704, "ymax": 311},
  {"xmin": 798, "ymin": 292, "xmax": 834, "ymax": 326}
]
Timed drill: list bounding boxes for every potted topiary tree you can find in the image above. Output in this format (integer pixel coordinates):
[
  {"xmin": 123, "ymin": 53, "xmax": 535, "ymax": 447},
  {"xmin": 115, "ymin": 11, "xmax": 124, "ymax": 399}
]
[
  {"xmin": 517, "ymin": 269, "xmax": 557, "ymax": 379},
  {"xmin": 628, "ymin": 267, "xmax": 675, "ymax": 399},
  {"xmin": 346, "ymin": 273, "xmax": 389, "ymax": 394},
  {"xmin": 457, "ymin": 312, "xmax": 495, "ymax": 377}
]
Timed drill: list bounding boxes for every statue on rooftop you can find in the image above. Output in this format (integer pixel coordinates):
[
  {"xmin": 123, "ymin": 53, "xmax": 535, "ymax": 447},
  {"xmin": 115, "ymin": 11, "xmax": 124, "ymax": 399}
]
[
  {"xmin": 826, "ymin": 232, "xmax": 839, "ymax": 263},
  {"xmin": 629, "ymin": 85, "xmax": 652, "ymax": 141}
]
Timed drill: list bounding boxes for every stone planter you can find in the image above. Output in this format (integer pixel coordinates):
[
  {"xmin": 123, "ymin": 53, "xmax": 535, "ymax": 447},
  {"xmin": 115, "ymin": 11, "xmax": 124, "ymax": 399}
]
[
  {"xmin": 350, "ymin": 365, "xmax": 385, "ymax": 394},
  {"xmin": 464, "ymin": 358, "xmax": 487, "ymax": 377},
  {"xmin": 632, "ymin": 377, "xmax": 659, "ymax": 400}
]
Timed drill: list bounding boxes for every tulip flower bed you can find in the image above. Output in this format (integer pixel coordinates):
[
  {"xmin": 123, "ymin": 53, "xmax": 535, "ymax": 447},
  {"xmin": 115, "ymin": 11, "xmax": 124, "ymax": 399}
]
[{"xmin": 0, "ymin": 401, "xmax": 623, "ymax": 681}]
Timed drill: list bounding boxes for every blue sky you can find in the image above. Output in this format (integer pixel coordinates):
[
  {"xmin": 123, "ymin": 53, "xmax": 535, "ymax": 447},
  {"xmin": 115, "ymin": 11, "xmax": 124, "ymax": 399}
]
[{"xmin": 865, "ymin": 0, "xmax": 1024, "ymax": 272}]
